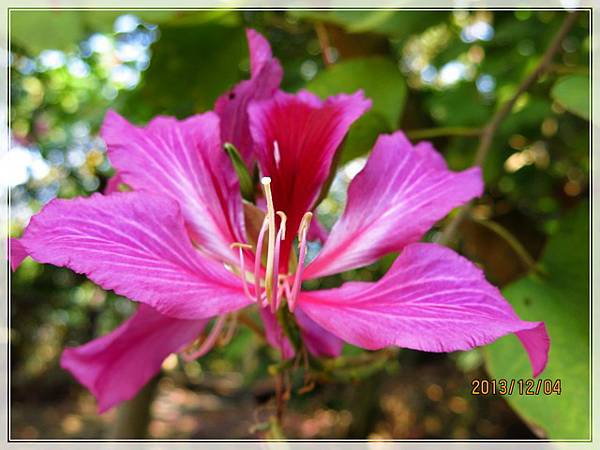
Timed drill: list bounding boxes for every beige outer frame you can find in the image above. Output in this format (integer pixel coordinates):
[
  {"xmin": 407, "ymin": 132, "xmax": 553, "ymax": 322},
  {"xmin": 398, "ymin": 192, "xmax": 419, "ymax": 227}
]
[{"xmin": 0, "ymin": 2, "xmax": 596, "ymax": 448}]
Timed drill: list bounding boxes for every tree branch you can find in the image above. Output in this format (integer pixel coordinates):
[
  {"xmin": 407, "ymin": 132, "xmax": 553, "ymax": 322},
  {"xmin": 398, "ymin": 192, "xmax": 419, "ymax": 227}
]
[
  {"xmin": 315, "ymin": 22, "xmax": 334, "ymax": 66},
  {"xmin": 470, "ymin": 216, "xmax": 545, "ymax": 276},
  {"xmin": 437, "ymin": 11, "xmax": 581, "ymax": 246},
  {"xmin": 406, "ymin": 126, "xmax": 482, "ymax": 140}
]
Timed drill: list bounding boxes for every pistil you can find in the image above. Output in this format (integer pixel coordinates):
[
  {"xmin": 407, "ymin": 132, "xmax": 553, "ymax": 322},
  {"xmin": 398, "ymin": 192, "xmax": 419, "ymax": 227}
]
[{"xmin": 261, "ymin": 177, "xmax": 277, "ymax": 305}]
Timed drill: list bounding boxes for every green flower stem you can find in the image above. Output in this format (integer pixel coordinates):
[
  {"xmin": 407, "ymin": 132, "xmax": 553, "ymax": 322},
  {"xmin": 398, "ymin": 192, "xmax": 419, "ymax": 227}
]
[{"xmin": 471, "ymin": 217, "xmax": 546, "ymax": 277}]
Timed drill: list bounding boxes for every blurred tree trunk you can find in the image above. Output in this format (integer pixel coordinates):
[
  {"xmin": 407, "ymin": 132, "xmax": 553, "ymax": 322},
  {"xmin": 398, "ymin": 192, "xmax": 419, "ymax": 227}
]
[{"xmin": 107, "ymin": 376, "xmax": 159, "ymax": 439}]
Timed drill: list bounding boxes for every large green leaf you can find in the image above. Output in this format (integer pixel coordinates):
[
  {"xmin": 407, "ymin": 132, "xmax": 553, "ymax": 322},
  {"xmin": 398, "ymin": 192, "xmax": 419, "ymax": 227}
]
[
  {"xmin": 307, "ymin": 57, "xmax": 405, "ymax": 129},
  {"xmin": 11, "ymin": 11, "xmax": 85, "ymax": 53},
  {"xmin": 306, "ymin": 57, "xmax": 406, "ymax": 164},
  {"xmin": 122, "ymin": 24, "xmax": 247, "ymax": 119},
  {"xmin": 289, "ymin": 10, "xmax": 446, "ymax": 38},
  {"xmin": 484, "ymin": 202, "xmax": 589, "ymax": 439},
  {"xmin": 10, "ymin": 10, "xmax": 232, "ymax": 54},
  {"xmin": 551, "ymin": 75, "xmax": 590, "ymax": 120},
  {"xmin": 337, "ymin": 111, "xmax": 389, "ymax": 164}
]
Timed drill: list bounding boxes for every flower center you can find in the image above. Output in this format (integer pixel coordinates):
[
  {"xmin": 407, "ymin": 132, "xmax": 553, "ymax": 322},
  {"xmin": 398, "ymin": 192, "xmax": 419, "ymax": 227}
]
[
  {"xmin": 183, "ymin": 179, "xmax": 312, "ymax": 360},
  {"xmin": 231, "ymin": 176, "xmax": 312, "ymax": 313}
]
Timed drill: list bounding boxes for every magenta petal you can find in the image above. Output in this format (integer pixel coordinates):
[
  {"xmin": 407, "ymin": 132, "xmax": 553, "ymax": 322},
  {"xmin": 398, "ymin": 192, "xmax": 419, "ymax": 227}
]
[
  {"xmin": 214, "ymin": 29, "xmax": 282, "ymax": 166},
  {"xmin": 103, "ymin": 171, "xmax": 125, "ymax": 194},
  {"xmin": 18, "ymin": 192, "xmax": 252, "ymax": 319},
  {"xmin": 101, "ymin": 110, "xmax": 245, "ymax": 264},
  {"xmin": 294, "ymin": 306, "xmax": 343, "ymax": 358},
  {"xmin": 9, "ymin": 238, "xmax": 28, "ymax": 271},
  {"xmin": 298, "ymin": 243, "xmax": 549, "ymax": 377},
  {"xmin": 249, "ymin": 90, "xmax": 371, "ymax": 265},
  {"xmin": 246, "ymin": 28, "xmax": 277, "ymax": 77},
  {"xmin": 304, "ymin": 132, "xmax": 483, "ymax": 279},
  {"xmin": 516, "ymin": 323, "xmax": 550, "ymax": 377},
  {"xmin": 258, "ymin": 307, "xmax": 295, "ymax": 360},
  {"xmin": 61, "ymin": 304, "xmax": 206, "ymax": 413}
]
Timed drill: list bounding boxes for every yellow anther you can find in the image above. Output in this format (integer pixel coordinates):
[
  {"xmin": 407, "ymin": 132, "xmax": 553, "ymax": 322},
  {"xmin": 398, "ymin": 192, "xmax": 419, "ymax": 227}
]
[
  {"xmin": 230, "ymin": 242, "xmax": 253, "ymax": 250},
  {"xmin": 276, "ymin": 211, "xmax": 287, "ymax": 240},
  {"xmin": 298, "ymin": 212, "xmax": 313, "ymax": 240},
  {"xmin": 230, "ymin": 242, "xmax": 253, "ymax": 298}
]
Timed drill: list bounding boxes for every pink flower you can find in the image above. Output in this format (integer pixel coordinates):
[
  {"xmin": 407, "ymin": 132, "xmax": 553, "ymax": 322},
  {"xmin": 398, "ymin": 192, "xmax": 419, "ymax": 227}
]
[{"xmin": 9, "ymin": 30, "xmax": 549, "ymax": 413}]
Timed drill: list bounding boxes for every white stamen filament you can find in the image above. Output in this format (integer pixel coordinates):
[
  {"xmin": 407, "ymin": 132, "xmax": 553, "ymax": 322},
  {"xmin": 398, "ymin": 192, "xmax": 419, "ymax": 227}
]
[
  {"xmin": 219, "ymin": 312, "xmax": 238, "ymax": 346},
  {"xmin": 231, "ymin": 242, "xmax": 253, "ymax": 299},
  {"xmin": 288, "ymin": 212, "xmax": 313, "ymax": 312},
  {"xmin": 182, "ymin": 315, "xmax": 227, "ymax": 361},
  {"xmin": 271, "ymin": 211, "xmax": 287, "ymax": 312},
  {"xmin": 254, "ymin": 217, "xmax": 268, "ymax": 304}
]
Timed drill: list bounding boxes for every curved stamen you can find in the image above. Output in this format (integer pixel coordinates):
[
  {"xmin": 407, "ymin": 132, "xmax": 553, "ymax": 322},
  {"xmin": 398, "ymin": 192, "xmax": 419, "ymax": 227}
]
[
  {"xmin": 219, "ymin": 313, "xmax": 238, "ymax": 346},
  {"xmin": 231, "ymin": 242, "xmax": 253, "ymax": 300},
  {"xmin": 288, "ymin": 212, "xmax": 313, "ymax": 312},
  {"xmin": 270, "ymin": 211, "xmax": 287, "ymax": 312},
  {"xmin": 261, "ymin": 177, "xmax": 277, "ymax": 303},
  {"xmin": 254, "ymin": 217, "xmax": 269, "ymax": 304},
  {"xmin": 182, "ymin": 315, "xmax": 227, "ymax": 361}
]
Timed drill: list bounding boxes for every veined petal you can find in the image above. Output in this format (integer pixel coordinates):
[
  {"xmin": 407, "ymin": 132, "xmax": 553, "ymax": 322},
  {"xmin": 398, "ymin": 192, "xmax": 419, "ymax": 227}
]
[
  {"xmin": 303, "ymin": 132, "xmax": 483, "ymax": 279},
  {"xmin": 249, "ymin": 90, "xmax": 371, "ymax": 266},
  {"xmin": 102, "ymin": 110, "xmax": 244, "ymax": 264},
  {"xmin": 61, "ymin": 304, "xmax": 206, "ymax": 413},
  {"xmin": 215, "ymin": 29, "xmax": 283, "ymax": 166},
  {"xmin": 298, "ymin": 243, "xmax": 549, "ymax": 377},
  {"xmin": 17, "ymin": 192, "xmax": 252, "ymax": 319},
  {"xmin": 294, "ymin": 306, "xmax": 343, "ymax": 358},
  {"xmin": 9, "ymin": 238, "xmax": 28, "ymax": 271},
  {"xmin": 258, "ymin": 307, "xmax": 295, "ymax": 360}
]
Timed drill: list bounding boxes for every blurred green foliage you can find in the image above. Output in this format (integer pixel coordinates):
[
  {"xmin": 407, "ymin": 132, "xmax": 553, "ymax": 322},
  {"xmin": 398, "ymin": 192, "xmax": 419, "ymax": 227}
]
[{"xmin": 8, "ymin": 9, "xmax": 590, "ymax": 439}]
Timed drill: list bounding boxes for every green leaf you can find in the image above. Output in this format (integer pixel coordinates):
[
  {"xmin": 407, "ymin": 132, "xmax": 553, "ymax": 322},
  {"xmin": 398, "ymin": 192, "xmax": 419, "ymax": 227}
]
[
  {"xmin": 484, "ymin": 202, "xmax": 589, "ymax": 439},
  {"xmin": 224, "ymin": 143, "xmax": 254, "ymax": 202},
  {"xmin": 82, "ymin": 11, "xmax": 181, "ymax": 32},
  {"xmin": 289, "ymin": 11, "xmax": 446, "ymax": 39},
  {"xmin": 122, "ymin": 24, "xmax": 247, "ymax": 119},
  {"xmin": 551, "ymin": 75, "xmax": 589, "ymax": 120},
  {"xmin": 306, "ymin": 57, "xmax": 406, "ymax": 164},
  {"xmin": 339, "ymin": 111, "xmax": 389, "ymax": 164},
  {"xmin": 10, "ymin": 10, "xmax": 234, "ymax": 54},
  {"xmin": 11, "ymin": 11, "xmax": 85, "ymax": 53},
  {"xmin": 307, "ymin": 57, "xmax": 405, "ymax": 129}
]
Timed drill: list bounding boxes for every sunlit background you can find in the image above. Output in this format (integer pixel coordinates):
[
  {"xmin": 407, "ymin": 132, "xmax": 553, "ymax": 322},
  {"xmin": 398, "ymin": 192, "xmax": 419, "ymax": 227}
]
[{"xmin": 7, "ymin": 10, "xmax": 589, "ymax": 439}]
